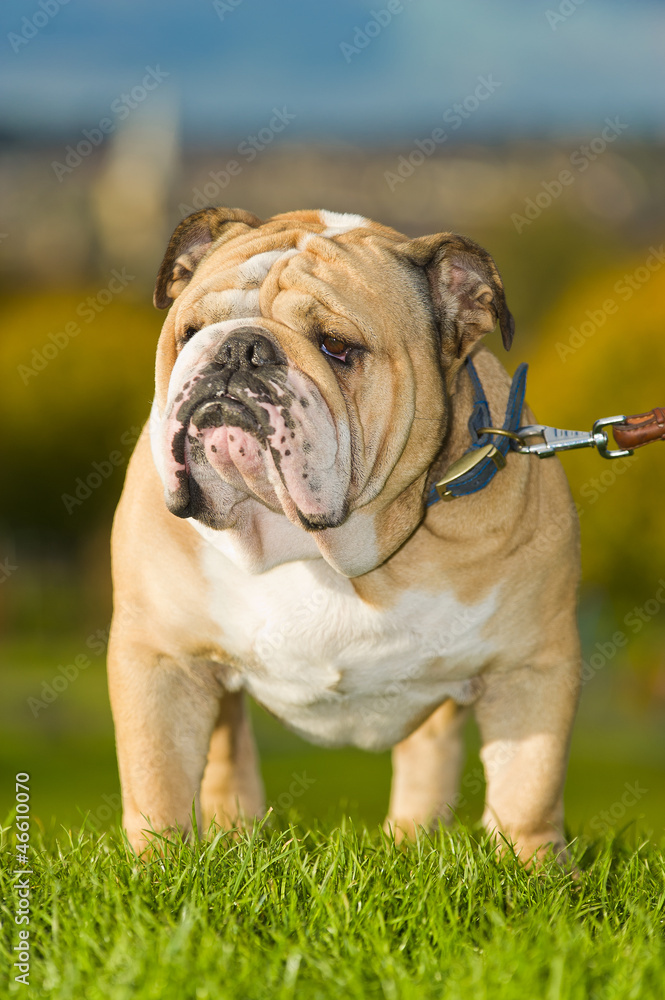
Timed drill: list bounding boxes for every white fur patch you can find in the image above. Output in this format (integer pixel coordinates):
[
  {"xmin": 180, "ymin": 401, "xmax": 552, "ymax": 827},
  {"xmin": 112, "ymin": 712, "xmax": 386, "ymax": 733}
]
[
  {"xmin": 319, "ymin": 210, "xmax": 367, "ymax": 236},
  {"xmin": 203, "ymin": 288, "xmax": 261, "ymax": 318},
  {"xmin": 190, "ymin": 508, "xmax": 321, "ymax": 575},
  {"xmin": 296, "ymin": 231, "xmax": 316, "ymax": 251},
  {"xmin": 200, "ymin": 543, "xmax": 498, "ymax": 751},
  {"xmin": 189, "ymin": 249, "xmax": 301, "ymax": 323},
  {"xmin": 236, "ymin": 248, "xmax": 298, "ymax": 285}
]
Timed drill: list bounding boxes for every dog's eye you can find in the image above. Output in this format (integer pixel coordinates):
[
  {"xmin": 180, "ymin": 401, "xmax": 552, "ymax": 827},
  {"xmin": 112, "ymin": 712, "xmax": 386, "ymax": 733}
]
[
  {"xmin": 320, "ymin": 335, "xmax": 348, "ymax": 362},
  {"xmin": 180, "ymin": 326, "xmax": 199, "ymax": 347}
]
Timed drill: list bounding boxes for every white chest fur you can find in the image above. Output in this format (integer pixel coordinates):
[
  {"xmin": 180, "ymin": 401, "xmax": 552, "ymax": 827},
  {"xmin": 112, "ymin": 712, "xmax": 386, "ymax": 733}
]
[{"xmin": 200, "ymin": 544, "xmax": 499, "ymax": 751}]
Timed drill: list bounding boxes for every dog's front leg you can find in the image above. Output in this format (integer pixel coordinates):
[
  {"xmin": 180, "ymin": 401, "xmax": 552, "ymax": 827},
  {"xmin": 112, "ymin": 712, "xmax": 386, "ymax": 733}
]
[
  {"xmin": 474, "ymin": 644, "xmax": 580, "ymax": 865},
  {"xmin": 108, "ymin": 635, "xmax": 222, "ymax": 854},
  {"xmin": 385, "ymin": 699, "xmax": 468, "ymax": 839}
]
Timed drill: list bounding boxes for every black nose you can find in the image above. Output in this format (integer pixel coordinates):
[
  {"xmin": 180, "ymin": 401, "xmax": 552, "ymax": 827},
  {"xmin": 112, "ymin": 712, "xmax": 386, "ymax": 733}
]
[{"xmin": 216, "ymin": 328, "xmax": 284, "ymax": 369}]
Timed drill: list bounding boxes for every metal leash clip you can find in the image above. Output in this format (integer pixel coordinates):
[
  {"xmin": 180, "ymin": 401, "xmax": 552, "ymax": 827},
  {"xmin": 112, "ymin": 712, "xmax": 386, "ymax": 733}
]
[{"xmin": 487, "ymin": 415, "xmax": 635, "ymax": 460}]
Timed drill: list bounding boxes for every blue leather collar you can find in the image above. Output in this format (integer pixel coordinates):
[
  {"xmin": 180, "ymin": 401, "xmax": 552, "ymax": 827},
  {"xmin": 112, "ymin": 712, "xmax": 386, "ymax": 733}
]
[{"xmin": 426, "ymin": 356, "xmax": 528, "ymax": 505}]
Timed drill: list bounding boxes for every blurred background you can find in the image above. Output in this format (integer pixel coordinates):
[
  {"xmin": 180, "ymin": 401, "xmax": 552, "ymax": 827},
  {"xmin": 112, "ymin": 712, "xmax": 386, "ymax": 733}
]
[{"xmin": 1, "ymin": 0, "xmax": 664, "ymax": 838}]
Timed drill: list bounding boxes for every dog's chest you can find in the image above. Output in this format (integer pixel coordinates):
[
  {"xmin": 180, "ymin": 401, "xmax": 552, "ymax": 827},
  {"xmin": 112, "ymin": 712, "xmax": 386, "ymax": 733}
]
[{"xmin": 201, "ymin": 549, "xmax": 498, "ymax": 751}]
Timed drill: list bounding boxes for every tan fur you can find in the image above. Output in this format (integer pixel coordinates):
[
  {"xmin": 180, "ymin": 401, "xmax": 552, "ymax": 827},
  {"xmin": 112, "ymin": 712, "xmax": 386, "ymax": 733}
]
[{"xmin": 108, "ymin": 208, "xmax": 580, "ymax": 862}]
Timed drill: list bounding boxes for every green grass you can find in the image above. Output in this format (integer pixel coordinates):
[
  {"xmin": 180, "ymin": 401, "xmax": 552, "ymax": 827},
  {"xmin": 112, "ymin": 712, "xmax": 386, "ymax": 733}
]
[
  {"xmin": 2, "ymin": 624, "xmax": 665, "ymax": 997},
  {"xmin": 2, "ymin": 821, "xmax": 665, "ymax": 999}
]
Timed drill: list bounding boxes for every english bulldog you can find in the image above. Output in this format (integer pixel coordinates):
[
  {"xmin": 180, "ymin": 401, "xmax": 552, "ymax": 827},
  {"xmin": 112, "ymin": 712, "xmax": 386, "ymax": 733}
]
[{"xmin": 108, "ymin": 207, "xmax": 581, "ymax": 862}]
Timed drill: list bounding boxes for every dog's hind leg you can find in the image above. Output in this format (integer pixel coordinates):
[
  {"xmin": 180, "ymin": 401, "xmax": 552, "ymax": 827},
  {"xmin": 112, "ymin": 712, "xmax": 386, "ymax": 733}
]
[
  {"xmin": 385, "ymin": 699, "xmax": 468, "ymax": 840},
  {"xmin": 199, "ymin": 691, "xmax": 265, "ymax": 832}
]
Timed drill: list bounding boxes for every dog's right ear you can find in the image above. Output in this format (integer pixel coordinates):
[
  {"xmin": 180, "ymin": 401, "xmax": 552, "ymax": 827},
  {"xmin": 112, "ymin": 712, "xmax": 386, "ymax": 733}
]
[{"xmin": 154, "ymin": 207, "xmax": 263, "ymax": 308}]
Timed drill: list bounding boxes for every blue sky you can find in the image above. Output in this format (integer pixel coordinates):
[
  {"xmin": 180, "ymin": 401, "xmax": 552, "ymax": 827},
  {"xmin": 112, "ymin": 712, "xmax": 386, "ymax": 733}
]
[{"xmin": 2, "ymin": 0, "xmax": 664, "ymax": 143}]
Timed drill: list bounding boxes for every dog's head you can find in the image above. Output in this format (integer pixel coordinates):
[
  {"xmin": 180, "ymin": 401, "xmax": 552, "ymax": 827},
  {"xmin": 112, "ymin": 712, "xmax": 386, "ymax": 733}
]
[{"xmin": 150, "ymin": 207, "xmax": 513, "ymax": 576}]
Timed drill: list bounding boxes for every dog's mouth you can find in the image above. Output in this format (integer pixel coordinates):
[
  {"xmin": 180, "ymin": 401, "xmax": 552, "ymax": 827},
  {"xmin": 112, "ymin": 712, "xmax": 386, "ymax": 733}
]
[
  {"xmin": 191, "ymin": 394, "xmax": 265, "ymax": 439},
  {"xmin": 162, "ymin": 362, "xmax": 351, "ymax": 532},
  {"xmin": 178, "ymin": 358, "xmax": 291, "ymax": 438}
]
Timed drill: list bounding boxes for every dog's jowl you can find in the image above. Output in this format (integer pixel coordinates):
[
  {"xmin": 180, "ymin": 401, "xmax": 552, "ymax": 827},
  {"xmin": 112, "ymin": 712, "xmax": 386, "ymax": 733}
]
[{"xmin": 108, "ymin": 206, "xmax": 580, "ymax": 862}]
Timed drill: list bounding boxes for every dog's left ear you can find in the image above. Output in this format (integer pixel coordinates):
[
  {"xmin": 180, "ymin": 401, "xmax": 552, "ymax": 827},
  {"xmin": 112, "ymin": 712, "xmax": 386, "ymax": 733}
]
[{"xmin": 400, "ymin": 232, "xmax": 514, "ymax": 368}]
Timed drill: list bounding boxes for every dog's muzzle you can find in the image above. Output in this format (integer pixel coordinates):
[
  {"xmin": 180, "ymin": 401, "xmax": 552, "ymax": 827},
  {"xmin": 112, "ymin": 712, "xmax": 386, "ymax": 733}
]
[
  {"xmin": 160, "ymin": 323, "xmax": 349, "ymax": 531},
  {"xmin": 188, "ymin": 328, "xmax": 289, "ymax": 440}
]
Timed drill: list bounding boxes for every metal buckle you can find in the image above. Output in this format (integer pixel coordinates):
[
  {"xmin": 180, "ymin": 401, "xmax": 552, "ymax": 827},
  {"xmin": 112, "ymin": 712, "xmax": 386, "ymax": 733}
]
[
  {"xmin": 435, "ymin": 443, "xmax": 506, "ymax": 501},
  {"xmin": 512, "ymin": 418, "xmax": 633, "ymax": 460},
  {"xmin": 592, "ymin": 415, "xmax": 635, "ymax": 459}
]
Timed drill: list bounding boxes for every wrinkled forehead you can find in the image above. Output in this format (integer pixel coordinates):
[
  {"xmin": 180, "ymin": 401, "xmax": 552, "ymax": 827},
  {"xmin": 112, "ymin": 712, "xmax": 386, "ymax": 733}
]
[{"xmin": 175, "ymin": 210, "xmax": 407, "ymax": 327}]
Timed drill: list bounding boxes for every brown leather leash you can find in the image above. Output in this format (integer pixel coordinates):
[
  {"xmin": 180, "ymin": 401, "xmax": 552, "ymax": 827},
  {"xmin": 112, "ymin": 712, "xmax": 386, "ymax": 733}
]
[{"xmin": 611, "ymin": 408, "xmax": 665, "ymax": 451}]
